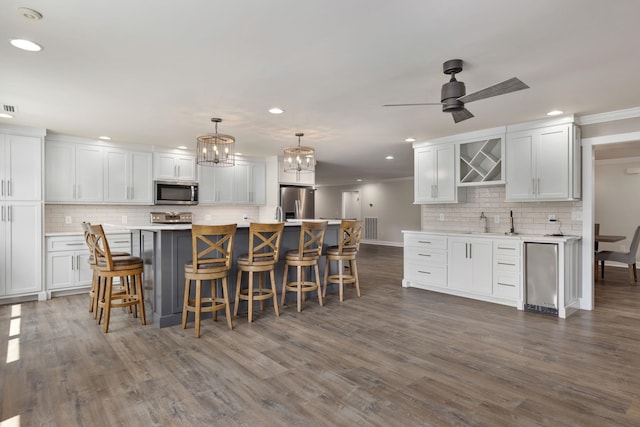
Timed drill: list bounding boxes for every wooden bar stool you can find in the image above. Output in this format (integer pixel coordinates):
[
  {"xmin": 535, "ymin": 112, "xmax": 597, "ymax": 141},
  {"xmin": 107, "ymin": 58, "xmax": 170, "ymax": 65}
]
[
  {"xmin": 323, "ymin": 219, "xmax": 363, "ymax": 302},
  {"xmin": 182, "ymin": 224, "xmax": 237, "ymax": 337},
  {"xmin": 82, "ymin": 222, "xmax": 129, "ymax": 319},
  {"xmin": 234, "ymin": 222, "xmax": 285, "ymax": 322},
  {"xmin": 88, "ymin": 224, "xmax": 146, "ymax": 333},
  {"xmin": 281, "ymin": 221, "xmax": 327, "ymax": 312}
]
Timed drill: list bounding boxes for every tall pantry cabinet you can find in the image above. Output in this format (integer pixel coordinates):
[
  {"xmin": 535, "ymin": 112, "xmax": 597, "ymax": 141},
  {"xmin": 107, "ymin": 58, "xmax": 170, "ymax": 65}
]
[{"xmin": 0, "ymin": 126, "xmax": 45, "ymax": 299}]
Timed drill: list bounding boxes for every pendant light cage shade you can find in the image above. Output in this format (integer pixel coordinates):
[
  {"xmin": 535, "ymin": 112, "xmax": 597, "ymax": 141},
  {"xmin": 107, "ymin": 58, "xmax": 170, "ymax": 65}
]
[
  {"xmin": 197, "ymin": 118, "xmax": 235, "ymax": 167},
  {"xmin": 284, "ymin": 132, "xmax": 315, "ymax": 174}
]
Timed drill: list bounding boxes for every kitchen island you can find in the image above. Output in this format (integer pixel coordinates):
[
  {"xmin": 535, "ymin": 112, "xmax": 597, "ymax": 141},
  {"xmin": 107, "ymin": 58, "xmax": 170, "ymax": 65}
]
[{"xmin": 108, "ymin": 221, "xmax": 340, "ymax": 327}]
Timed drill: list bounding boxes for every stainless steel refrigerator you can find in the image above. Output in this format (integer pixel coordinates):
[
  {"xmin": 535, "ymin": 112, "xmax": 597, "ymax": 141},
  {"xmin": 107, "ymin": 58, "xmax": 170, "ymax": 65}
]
[
  {"xmin": 280, "ymin": 186, "xmax": 315, "ymax": 219},
  {"xmin": 524, "ymin": 242, "xmax": 559, "ymax": 315}
]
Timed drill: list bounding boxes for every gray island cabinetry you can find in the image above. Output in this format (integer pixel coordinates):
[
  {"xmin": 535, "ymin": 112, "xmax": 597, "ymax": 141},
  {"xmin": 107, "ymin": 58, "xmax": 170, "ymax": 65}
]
[{"xmin": 120, "ymin": 222, "xmax": 339, "ymax": 327}]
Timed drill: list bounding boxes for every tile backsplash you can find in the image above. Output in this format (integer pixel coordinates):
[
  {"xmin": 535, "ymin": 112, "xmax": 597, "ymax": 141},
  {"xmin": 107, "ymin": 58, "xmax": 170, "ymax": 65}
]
[
  {"xmin": 45, "ymin": 204, "xmax": 261, "ymax": 233},
  {"xmin": 421, "ymin": 186, "xmax": 583, "ymax": 235}
]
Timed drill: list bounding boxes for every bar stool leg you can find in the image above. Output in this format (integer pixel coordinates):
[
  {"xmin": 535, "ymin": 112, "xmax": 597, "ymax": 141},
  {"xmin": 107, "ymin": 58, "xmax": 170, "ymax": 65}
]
[
  {"xmin": 270, "ymin": 269, "xmax": 280, "ymax": 317},
  {"xmin": 136, "ymin": 272, "xmax": 146, "ymax": 325},
  {"xmin": 103, "ymin": 277, "xmax": 113, "ymax": 333},
  {"xmin": 338, "ymin": 259, "xmax": 344, "ymax": 302},
  {"xmin": 195, "ymin": 280, "xmax": 202, "ymax": 338},
  {"xmin": 221, "ymin": 277, "xmax": 233, "ymax": 330},
  {"xmin": 296, "ymin": 265, "xmax": 302, "ymax": 312},
  {"xmin": 248, "ymin": 272, "xmax": 254, "ymax": 323},
  {"xmin": 281, "ymin": 264, "xmax": 289, "ymax": 307},
  {"xmin": 182, "ymin": 278, "xmax": 191, "ymax": 330},
  {"xmin": 234, "ymin": 272, "xmax": 242, "ymax": 317},
  {"xmin": 351, "ymin": 259, "xmax": 360, "ymax": 297},
  {"xmin": 314, "ymin": 263, "xmax": 323, "ymax": 306}
]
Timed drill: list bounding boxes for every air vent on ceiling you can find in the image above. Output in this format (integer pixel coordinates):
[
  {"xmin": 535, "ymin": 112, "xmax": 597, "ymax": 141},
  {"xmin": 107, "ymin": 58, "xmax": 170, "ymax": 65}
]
[{"xmin": 3, "ymin": 105, "xmax": 18, "ymax": 113}]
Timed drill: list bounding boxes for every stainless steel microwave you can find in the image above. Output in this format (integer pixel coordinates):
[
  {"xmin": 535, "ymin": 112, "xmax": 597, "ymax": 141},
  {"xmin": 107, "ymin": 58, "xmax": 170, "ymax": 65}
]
[{"xmin": 154, "ymin": 180, "xmax": 199, "ymax": 205}]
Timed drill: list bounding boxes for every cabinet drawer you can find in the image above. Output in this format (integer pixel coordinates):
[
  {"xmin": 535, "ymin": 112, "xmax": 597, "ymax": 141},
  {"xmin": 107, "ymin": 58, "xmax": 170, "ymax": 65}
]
[
  {"xmin": 405, "ymin": 249, "xmax": 447, "ymax": 265},
  {"xmin": 405, "ymin": 262, "xmax": 447, "ymax": 286},
  {"xmin": 47, "ymin": 236, "xmax": 86, "ymax": 251},
  {"xmin": 494, "ymin": 256, "xmax": 519, "ymax": 274},
  {"xmin": 494, "ymin": 240, "xmax": 521, "ymax": 257},
  {"xmin": 405, "ymin": 234, "xmax": 447, "ymax": 250},
  {"xmin": 493, "ymin": 273, "xmax": 519, "ymax": 300}
]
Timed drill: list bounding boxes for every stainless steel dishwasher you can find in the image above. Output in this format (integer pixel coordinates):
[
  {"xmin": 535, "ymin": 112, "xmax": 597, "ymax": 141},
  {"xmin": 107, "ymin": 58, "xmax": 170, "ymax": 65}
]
[{"xmin": 524, "ymin": 242, "xmax": 559, "ymax": 316}]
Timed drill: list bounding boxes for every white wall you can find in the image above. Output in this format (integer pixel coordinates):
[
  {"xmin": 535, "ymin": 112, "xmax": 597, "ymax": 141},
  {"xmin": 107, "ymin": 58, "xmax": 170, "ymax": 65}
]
[
  {"xmin": 315, "ymin": 178, "xmax": 421, "ymax": 244},
  {"xmin": 595, "ymin": 157, "xmax": 640, "ymax": 255}
]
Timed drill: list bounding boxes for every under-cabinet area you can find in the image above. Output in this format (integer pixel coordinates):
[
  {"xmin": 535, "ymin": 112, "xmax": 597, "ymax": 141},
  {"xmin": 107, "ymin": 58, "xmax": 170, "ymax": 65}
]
[{"xmin": 402, "ymin": 231, "xmax": 581, "ymax": 318}]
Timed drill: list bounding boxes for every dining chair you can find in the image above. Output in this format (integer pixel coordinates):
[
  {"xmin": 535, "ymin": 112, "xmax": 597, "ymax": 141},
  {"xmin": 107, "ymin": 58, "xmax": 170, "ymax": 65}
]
[{"xmin": 595, "ymin": 225, "xmax": 640, "ymax": 282}]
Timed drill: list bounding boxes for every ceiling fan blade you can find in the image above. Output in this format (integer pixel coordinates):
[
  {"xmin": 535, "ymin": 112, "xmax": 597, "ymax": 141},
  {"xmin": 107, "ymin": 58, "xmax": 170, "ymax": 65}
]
[
  {"xmin": 382, "ymin": 102, "xmax": 442, "ymax": 107},
  {"xmin": 458, "ymin": 77, "xmax": 529, "ymax": 104},
  {"xmin": 451, "ymin": 108, "xmax": 474, "ymax": 123}
]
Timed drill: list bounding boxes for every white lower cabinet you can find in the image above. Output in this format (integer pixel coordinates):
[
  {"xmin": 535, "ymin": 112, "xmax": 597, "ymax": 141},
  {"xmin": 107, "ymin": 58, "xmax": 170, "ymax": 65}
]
[
  {"xmin": 403, "ymin": 233, "xmax": 447, "ymax": 287},
  {"xmin": 46, "ymin": 233, "xmax": 130, "ymax": 295},
  {"xmin": 403, "ymin": 232, "xmax": 542, "ymax": 309},
  {"xmin": 492, "ymin": 240, "xmax": 521, "ymax": 303},
  {"xmin": 448, "ymin": 237, "xmax": 492, "ymax": 295},
  {"xmin": 0, "ymin": 202, "xmax": 43, "ymax": 297}
]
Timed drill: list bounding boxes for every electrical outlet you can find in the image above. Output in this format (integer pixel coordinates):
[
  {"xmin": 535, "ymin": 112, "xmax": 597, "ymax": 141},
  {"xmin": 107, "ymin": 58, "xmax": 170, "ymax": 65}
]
[
  {"xmin": 572, "ymin": 211, "xmax": 583, "ymax": 221},
  {"xmin": 548, "ymin": 214, "xmax": 557, "ymax": 223},
  {"xmin": 494, "ymin": 215, "xmax": 500, "ymax": 224},
  {"xmin": 439, "ymin": 213, "xmax": 445, "ymax": 221},
  {"xmin": 121, "ymin": 215, "xmax": 127, "ymax": 224},
  {"xmin": 65, "ymin": 216, "xmax": 72, "ymax": 224}
]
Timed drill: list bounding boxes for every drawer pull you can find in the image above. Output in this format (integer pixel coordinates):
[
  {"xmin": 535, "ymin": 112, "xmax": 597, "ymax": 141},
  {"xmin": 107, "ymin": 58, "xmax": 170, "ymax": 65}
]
[
  {"xmin": 497, "ymin": 262, "xmax": 515, "ymax": 266},
  {"xmin": 417, "ymin": 240, "xmax": 433, "ymax": 244},
  {"xmin": 418, "ymin": 253, "xmax": 431, "ymax": 257},
  {"xmin": 112, "ymin": 240, "xmax": 129, "ymax": 244},
  {"xmin": 497, "ymin": 282, "xmax": 515, "ymax": 287},
  {"xmin": 417, "ymin": 270, "xmax": 431, "ymax": 274},
  {"xmin": 65, "ymin": 243, "xmax": 85, "ymax": 246},
  {"xmin": 498, "ymin": 246, "xmax": 516, "ymax": 250}
]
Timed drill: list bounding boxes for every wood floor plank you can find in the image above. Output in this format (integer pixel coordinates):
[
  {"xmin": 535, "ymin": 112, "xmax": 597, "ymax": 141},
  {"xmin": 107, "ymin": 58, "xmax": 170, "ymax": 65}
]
[{"xmin": 2, "ymin": 244, "xmax": 640, "ymax": 425}]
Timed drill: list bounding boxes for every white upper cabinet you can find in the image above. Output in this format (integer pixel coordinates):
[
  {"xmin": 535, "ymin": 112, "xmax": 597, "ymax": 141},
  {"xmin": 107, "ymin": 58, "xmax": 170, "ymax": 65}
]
[
  {"xmin": 104, "ymin": 148, "xmax": 152, "ymax": 204},
  {"xmin": 413, "ymin": 143, "xmax": 457, "ymax": 204},
  {"xmin": 278, "ymin": 157, "xmax": 315, "ymax": 186},
  {"xmin": 46, "ymin": 141, "xmax": 104, "ymax": 203},
  {"xmin": 153, "ymin": 152, "xmax": 196, "ymax": 181},
  {"xmin": 197, "ymin": 159, "xmax": 266, "ymax": 205},
  {"xmin": 0, "ymin": 134, "xmax": 42, "ymax": 201},
  {"xmin": 505, "ymin": 120, "xmax": 581, "ymax": 201}
]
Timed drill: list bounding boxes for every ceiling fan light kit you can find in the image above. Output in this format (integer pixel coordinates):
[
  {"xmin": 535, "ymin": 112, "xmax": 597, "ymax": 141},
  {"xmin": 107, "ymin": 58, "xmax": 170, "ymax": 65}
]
[{"xmin": 384, "ymin": 59, "xmax": 529, "ymax": 123}]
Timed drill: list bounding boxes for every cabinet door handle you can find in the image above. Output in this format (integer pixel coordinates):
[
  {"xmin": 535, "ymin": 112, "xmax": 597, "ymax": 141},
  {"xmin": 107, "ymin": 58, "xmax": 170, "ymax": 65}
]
[
  {"xmin": 6, "ymin": 180, "xmax": 10, "ymax": 197},
  {"xmin": 465, "ymin": 243, "xmax": 468, "ymax": 258},
  {"xmin": 469, "ymin": 243, "xmax": 472, "ymax": 259},
  {"xmin": 73, "ymin": 184, "xmax": 76, "ymax": 199},
  {"xmin": 6, "ymin": 206, "xmax": 10, "ymax": 222},
  {"xmin": 1, "ymin": 206, "xmax": 4, "ymax": 221},
  {"xmin": 417, "ymin": 270, "xmax": 431, "ymax": 275},
  {"xmin": 177, "ymin": 165, "xmax": 181, "ymax": 177},
  {"xmin": 537, "ymin": 178, "xmax": 540, "ymax": 195},
  {"xmin": 130, "ymin": 186, "xmax": 134, "ymax": 200},
  {"xmin": 1, "ymin": 179, "xmax": 4, "ymax": 196},
  {"xmin": 71, "ymin": 256, "xmax": 74, "ymax": 270}
]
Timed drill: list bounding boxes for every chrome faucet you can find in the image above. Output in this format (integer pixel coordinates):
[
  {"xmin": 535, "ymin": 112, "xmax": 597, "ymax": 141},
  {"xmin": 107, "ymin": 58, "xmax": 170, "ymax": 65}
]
[
  {"xmin": 274, "ymin": 206, "xmax": 283, "ymax": 222},
  {"xmin": 480, "ymin": 212, "xmax": 488, "ymax": 233}
]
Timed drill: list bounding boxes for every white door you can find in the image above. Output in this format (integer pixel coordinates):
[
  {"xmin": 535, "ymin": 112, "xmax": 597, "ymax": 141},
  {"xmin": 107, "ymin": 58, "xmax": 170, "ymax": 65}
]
[
  {"xmin": 129, "ymin": 151, "xmax": 152, "ymax": 203},
  {"xmin": 75, "ymin": 145, "xmax": 104, "ymax": 202},
  {"xmin": 414, "ymin": 148, "xmax": 435, "ymax": 203},
  {"xmin": 176, "ymin": 155, "xmax": 196, "ymax": 181},
  {"xmin": 536, "ymin": 125, "xmax": 570, "ymax": 199},
  {"xmin": 435, "ymin": 144, "xmax": 455, "ymax": 201},
  {"xmin": 341, "ymin": 191, "xmax": 361, "ymax": 219},
  {"xmin": 197, "ymin": 165, "xmax": 216, "ymax": 203},
  {"xmin": 505, "ymin": 131, "xmax": 534, "ymax": 201},
  {"xmin": 448, "ymin": 239, "xmax": 473, "ymax": 291},
  {"xmin": 104, "ymin": 149, "xmax": 128, "ymax": 202},
  {"xmin": 45, "ymin": 141, "xmax": 76, "ymax": 202},
  {"xmin": 233, "ymin": 161, "xmax": 250, "ymax": 204}
]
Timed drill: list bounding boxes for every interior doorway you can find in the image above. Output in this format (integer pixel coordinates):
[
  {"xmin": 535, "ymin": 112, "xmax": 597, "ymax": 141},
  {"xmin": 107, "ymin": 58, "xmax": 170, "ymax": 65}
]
[{"xmin": 341, "ymin": 190, "xmax": 361, "ymax": 219}]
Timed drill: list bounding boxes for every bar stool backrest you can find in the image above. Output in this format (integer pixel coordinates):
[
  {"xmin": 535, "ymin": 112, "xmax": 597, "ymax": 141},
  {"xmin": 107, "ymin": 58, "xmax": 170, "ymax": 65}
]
[
  {"xmin": 190, "ymin": 224, "xmax": 237, "ymax": 273},
  {"xmin": 295, "ymin": 221, "xmax": 328, "ymax": 258},
  {"xmin": 338, "ymin": 219, "xmax": 363, "ymax": 254},
  {"xmin": 247, "ymin": 222, "xmax": 285, "ymax": 263},
  {"xmin": 87, "ymin": 224, "xmax": 114, "ymax": 269}
]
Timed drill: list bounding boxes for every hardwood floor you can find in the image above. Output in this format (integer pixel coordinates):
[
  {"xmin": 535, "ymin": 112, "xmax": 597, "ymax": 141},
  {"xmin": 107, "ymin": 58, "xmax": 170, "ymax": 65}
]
[{"xmin": 1, "ymin": 245, "xmax": 640, "ymax": 426}]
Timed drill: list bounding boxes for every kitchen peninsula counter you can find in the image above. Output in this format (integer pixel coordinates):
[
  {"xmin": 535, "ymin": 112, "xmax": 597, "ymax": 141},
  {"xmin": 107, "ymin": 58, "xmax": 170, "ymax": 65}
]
[{"xmin": 105, "ymin": 221, "xmax": 340, "ymax": 327}]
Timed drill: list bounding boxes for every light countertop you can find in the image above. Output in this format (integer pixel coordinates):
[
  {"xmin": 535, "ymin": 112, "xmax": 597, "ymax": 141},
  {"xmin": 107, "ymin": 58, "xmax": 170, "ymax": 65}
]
[
  {"xmin": 103, "ymin": 220, "xmax": 341, "ymax": 232},
  {"xmin": 402, "ymin": 230, "xmax": 581, "ymax": 243}
]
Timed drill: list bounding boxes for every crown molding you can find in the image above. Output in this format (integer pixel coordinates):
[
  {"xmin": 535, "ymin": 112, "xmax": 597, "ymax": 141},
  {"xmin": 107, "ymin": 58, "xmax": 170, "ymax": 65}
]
[{"xmin": 578, "ymin": 107, "xmax": 640, "ymax": 125}]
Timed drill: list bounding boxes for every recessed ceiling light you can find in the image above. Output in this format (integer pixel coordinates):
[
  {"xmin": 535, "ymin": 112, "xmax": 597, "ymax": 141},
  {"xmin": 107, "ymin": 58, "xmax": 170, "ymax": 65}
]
[
  {"xmin": 268, "ymin": 107, "xmax": 284, "ymax": 114},
  {"xmin": 405, "ymin": 137, "xmax": 416, "ymax": 142},
  {"xmin": 18, "ymin": 7, "xmax": 43, "ymax": 20},
  {"xmin": 547, "ymin": 110, "xmax": 564, "ymax": 116},
  {"xmin": 356, "ymin": 178, "xmax": 363, "ymax": 182},
  {"xmin": 9, "ymin": 38, "xmax": 43, "ymax": 52},
  {"xmin": 0, "ymin": 113, "xmax": 14, "ymax": 119},
  {"xmin": 177, "ymin": 145, "xmax": 188, "ymax": 150},
  {"xmin": 385, "ymin": 155, "xmax": 394, "ymax": 160},
  {"xmin": 98, "ymin": 136, "xmax": 111, "ymax": 140}
]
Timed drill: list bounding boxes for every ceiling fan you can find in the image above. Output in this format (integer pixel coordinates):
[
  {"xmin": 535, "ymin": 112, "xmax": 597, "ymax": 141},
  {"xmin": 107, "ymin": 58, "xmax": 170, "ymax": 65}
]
[{"xmin": 383, "ymin": 59, "xmax": 529, "ymax": 123}]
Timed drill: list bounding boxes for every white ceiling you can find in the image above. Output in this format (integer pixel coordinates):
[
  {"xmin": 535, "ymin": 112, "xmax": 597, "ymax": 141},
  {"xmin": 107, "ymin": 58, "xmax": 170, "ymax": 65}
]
[{"xmin": 2, "ymin": 0, "xmax": 640, "ymax": 185}]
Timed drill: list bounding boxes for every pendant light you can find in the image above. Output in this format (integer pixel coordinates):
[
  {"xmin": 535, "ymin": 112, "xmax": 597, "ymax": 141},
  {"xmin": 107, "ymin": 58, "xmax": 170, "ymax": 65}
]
[
  {"xmin": 283, "ymin": 132, "xmax": 315, "ymax": 181},
  {"xmin": 197, "ymin": 117, "xmax": 235, "ymax": 167}
]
